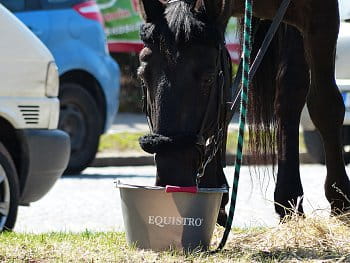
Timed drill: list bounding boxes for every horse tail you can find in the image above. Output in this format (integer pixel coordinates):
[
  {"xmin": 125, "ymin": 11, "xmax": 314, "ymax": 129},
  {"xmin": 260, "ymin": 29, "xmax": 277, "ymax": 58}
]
[{"xmin": 239, "ymin": 19, "xmax": 288, "ymax": 166}]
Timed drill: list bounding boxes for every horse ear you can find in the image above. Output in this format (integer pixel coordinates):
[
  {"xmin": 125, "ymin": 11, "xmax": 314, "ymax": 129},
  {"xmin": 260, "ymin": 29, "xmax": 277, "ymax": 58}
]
[
  {"xmin": 138, "ymin": 0, "xmax": 165, "ymax": 22},
  {"xmin": 202, "ymin": 0, "xmax": 224, "ymax": 21},
  {"xmin": 194, "ymin": 0, "xmax": 203, "ymax": 12}
]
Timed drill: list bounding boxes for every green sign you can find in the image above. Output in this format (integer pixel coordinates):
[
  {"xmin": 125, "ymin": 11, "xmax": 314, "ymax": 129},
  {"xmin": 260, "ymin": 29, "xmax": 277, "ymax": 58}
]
[{"xmin": 97, "ymin": 0, "xmax": 143, "ymax": 52}]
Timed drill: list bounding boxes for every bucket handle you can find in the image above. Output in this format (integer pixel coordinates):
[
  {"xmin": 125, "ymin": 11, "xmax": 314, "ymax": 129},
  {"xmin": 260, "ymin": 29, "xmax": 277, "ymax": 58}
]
[{"xmin": 165, "ymin": 185, "xmax": 198, "ymax": 193}]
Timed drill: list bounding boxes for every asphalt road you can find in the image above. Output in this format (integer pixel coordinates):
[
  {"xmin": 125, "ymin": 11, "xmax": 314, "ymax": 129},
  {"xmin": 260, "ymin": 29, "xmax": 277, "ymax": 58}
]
[{"xmin": 14, "ymin": 164, "xmax": 336, "ymax": 233}]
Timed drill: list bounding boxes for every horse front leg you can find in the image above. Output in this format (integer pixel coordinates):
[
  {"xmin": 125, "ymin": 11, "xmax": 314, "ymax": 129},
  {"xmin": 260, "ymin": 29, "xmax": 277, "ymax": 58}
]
[
  {"xmin": 274, "ymin": 26, "xmax": 309, "ymax": 219},
  {"xmin": 303, "ymin": 2, "xmax": 350, "ymax": 214}
]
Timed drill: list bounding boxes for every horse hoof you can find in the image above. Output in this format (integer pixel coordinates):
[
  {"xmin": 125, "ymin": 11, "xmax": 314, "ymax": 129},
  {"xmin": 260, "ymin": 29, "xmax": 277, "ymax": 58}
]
[
  {"xmin": 279, "ymin": 211, "xmax": 305, "ymax": 223},
  {"xmin": 333, "ymin": 212, "xmax": 350, "ymax": 226},
  {"xmin": 330, "ymin": 201, "xmax": 350, "ymax": 216},
  {"xmin": 217, "ymin": 209, "xmax": 228, "ymax": 227},
  {"xmin": 275, "ymin": 201, "xmax": 305, "ymax": 222},
  {"xmin": 326, "ymin": 179, "xmax": 350, "ymax": 215}
]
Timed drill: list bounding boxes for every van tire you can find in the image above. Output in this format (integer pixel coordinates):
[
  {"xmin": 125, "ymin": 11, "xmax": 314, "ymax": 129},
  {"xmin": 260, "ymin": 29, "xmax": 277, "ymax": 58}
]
[
  {"xmin": 0, "ymin": 142, "xmax": 19, "ymax": 231},
  {"xmin": 59, "ymin": 83, "xmax": 102, "ymax": 174},
  {"xmin": 341, "ymin": 126, "xmax": 350, "ymax": 164},
  {"xmin": 303, "ymin": 128, "xmax": 350, "ymax": 165},
  {"xmin": 303, "ymin": 130, "xmax": 325, "ymax": 164}
]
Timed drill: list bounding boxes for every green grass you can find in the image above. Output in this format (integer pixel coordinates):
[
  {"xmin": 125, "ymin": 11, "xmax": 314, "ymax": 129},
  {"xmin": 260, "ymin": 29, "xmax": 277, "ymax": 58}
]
[
  {"xmin": 1, "ymin": 215, "xmax": 350, "ymax": 262},
  {"xmin": 99, "ymin": 131, "xmax": 306, "ymax": 154},
  {"xmin": 98, "ymin": 132, "xmax": 146, "ymax": 152}
]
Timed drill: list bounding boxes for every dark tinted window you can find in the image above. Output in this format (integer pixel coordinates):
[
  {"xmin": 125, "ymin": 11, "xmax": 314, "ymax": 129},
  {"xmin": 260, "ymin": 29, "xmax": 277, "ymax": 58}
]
[
  {"xmin": 1, "ymin": 0, "xmax": 44, "ymax": 11},
  {"xmin": 1, "ymin": 0, "xmax": 25, "ymax": 12},
  {"xmin": 0, "ymin": 0, "xmax": 88, "ymax": 11},
  {"xmin": 25, "ymin": 0, "xmax": 41, "ymax": 10},
  {"xmin": 40, "ymin": 0, "xmax": 88, "ymax": 9}
]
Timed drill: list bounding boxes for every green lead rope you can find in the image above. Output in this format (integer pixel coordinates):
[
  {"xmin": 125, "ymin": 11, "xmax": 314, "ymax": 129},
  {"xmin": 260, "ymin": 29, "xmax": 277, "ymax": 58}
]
[
  {"xmin": 217, "ymin": 0, "xmax": 253, "ymax": 250},
  {"xmin": 216, "ymin": 0, "xmax": 292, "ymax": 250}
]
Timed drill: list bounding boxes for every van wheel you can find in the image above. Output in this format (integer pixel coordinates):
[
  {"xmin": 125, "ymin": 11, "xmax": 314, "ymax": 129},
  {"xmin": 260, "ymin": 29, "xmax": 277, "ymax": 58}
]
[
  {"xmin": 0, "ymin": 142, "xmax": 19, "ymax": 231},
  {"xmin": 59, "ymin": 83, "xmax": 102, "ymax": 174},
  {"xmin": 303, "ymin": 130, "xmax": 325, "ymax": 164},
  {"xmin": 341, "ymin": 126, "xmax": 350, "ymax": 164},
  {"xmin": 303, "ymin": 128, "xmax": 350, "ymax": 165}
]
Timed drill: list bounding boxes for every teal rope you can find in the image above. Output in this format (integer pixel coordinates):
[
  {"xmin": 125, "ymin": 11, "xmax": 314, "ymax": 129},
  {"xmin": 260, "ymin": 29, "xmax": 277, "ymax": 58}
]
[{"xmin": 217, "ymin": 0, "xmax": 253, "ymax": 250}]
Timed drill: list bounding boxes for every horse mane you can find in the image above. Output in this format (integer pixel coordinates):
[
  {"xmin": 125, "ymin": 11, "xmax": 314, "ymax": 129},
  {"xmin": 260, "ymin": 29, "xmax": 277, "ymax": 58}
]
[
  {"xmin": 234, "ymin": 19, "xmax": 286, "ymax": 167},
  {"xmin": 159, "ymin": 5, "xmax": 291, "ymax": 167},
  {"xmin": 161, "ymin": 5, "xmax": 283, "ymax": 166},
  {"xmin": 247, "ymin": 20, "xmax": 281, "ymax": 166},
  {"xmin": 243, "ymin": 20, "xmax": 305, "ymax": 167}
]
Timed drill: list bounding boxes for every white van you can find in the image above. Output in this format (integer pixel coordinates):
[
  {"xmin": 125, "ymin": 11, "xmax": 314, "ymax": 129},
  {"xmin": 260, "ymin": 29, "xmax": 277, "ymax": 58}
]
[{"xmin": 0, "ymin": 4, "xmax": 70, "ymax": 230}]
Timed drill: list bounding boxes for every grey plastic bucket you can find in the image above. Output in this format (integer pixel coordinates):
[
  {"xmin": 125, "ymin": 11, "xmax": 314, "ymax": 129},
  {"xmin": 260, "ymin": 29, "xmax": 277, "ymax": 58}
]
[{"xmin": 117, "ymin": 183, "xmax": 227, "ymax": 251}]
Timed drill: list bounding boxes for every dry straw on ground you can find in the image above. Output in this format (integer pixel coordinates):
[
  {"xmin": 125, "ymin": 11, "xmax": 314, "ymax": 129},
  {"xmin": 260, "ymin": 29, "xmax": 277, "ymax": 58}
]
[
  {"xmin": 211, "ymin": 213, "xmax": 350, "ymax": 262},
  {"xmin": 1, "ymin": 213, "xmax": 350, "ymax": 262}
]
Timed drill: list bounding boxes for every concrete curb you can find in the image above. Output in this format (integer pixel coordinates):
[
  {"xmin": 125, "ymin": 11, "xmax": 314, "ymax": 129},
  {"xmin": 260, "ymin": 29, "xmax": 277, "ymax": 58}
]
[{"xmin": 91, "ymin": 152, "xmax": 315, "ymax": 167}]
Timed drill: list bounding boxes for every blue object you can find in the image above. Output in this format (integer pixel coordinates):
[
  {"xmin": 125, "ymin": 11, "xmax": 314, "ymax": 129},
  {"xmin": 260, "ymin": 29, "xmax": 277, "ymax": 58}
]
[{"xmin": 1, "ymin": 0, "xmax": 120, "ymax": 173}]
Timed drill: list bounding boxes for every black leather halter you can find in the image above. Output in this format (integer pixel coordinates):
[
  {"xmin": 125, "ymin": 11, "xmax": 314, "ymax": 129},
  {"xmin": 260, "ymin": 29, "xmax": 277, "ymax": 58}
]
[{"xmin": 139, "ymin": 39, "xmax": 233, "ymax": 183}]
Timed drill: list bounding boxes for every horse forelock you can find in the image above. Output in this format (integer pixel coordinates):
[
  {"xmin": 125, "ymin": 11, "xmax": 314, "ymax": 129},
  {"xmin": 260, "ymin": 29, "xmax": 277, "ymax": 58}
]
[
  {"xmin": 140, "ymin": 1, "xmax": 225, "ymax": 62},
  {"xmin": 165, "ymin": 2, "xmax": 204, "ymax": 43},
  {"xmin": 163, "ymin": 2, "xmax": 224, "ymax": 47}
]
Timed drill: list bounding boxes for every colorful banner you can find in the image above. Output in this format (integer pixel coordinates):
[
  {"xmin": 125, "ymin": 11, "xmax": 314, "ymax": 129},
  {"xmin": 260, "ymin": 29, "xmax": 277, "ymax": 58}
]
[
  {"xmin": 97, "ymin": 0, "xmax": 240, "ymax": 62},
  {"xmin": 97, "ymin": 0, "xmax": 143, "ymax": 52},
  {"xmin": 225, "ymin": 18, "xmax": 241, "ymax": 64}
]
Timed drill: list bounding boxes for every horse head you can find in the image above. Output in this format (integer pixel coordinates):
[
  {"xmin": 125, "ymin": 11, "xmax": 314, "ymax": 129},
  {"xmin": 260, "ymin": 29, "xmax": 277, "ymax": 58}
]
[{"xmin": 137, "ymin": 0, "xmax": 233, "ymax": 192}]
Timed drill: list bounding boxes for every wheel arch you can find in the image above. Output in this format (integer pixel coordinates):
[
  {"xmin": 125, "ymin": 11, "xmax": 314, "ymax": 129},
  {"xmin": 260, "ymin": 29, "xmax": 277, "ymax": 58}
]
[
  {"xmin": 60, "ymin": 70, "xmax": 106, "ymax": 134},
  {"xmin": 0, "ymin": 117, "xmax": 28, "ymax": 199}
]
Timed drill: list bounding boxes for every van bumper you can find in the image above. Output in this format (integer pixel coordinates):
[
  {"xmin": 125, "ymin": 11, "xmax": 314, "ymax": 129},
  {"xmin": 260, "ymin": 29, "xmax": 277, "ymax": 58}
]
[{"xmin": 20, "ymin": 129, "xmax": 70, "ymax": 204}]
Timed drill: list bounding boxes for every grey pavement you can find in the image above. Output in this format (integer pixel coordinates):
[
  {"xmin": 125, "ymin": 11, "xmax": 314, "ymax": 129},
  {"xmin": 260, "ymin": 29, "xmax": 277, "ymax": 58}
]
[{"xmin": 92, "ymin": 113, "xmax": 313, "ymax": 167}]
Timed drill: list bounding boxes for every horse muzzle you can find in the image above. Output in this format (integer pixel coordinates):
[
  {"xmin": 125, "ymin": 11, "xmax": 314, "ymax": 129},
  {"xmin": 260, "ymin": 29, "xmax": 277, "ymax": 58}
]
[{"xmin": 139, "ymin": 133, "xmax": 199, "ymax": 154}]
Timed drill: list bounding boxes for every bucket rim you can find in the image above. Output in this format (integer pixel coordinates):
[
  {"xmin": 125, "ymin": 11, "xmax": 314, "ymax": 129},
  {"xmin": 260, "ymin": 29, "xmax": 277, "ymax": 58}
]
[{"xmin": 116, "ymin": 182, "xmax": 228, "ymax": 193}]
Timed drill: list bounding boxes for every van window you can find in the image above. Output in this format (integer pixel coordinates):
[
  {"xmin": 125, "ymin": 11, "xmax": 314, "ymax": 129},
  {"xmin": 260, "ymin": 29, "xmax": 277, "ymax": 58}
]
[
  {"xmin": 40, "ymin": 0, "xmax": 88, "ymax": 9},
  {"xmin": 0, "ymin": 0, "xmax": 25, "ymax": 12},
  {"xmin": 47, "ymin": 0, "xmax": 75, "ymax": 2},
  {"xmin": 25, "ymin": 0, "xmax": 41, "ymax": 10}
]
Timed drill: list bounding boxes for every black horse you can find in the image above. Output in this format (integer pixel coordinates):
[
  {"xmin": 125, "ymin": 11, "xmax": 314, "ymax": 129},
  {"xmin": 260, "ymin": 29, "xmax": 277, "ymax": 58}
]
[{"xmin": 137, "ymin": 0, "xmax": 350, "ymax": 225}]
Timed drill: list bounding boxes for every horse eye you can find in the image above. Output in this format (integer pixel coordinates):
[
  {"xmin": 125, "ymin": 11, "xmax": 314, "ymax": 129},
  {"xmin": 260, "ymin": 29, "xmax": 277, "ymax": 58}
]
[{"xmin": 201, "ymin": 75, "xmax": 215, "ymax": 86}]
